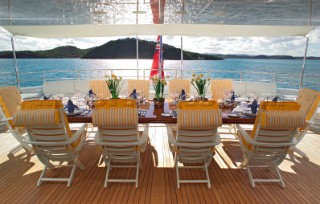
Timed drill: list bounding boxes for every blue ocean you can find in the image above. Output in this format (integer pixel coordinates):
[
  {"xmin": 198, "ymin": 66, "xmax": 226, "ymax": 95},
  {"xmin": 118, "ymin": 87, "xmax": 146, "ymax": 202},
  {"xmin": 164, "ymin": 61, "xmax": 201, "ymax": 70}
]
[{"xmin": 0, "ymin": 58, "xmax": 319, "ymax": 91}]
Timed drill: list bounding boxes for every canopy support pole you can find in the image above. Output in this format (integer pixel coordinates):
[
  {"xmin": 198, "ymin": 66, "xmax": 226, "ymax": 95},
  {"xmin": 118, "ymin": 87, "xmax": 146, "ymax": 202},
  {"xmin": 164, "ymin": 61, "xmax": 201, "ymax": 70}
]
[
  {"xmin": 180, "ymin": 36, "xmax": 183, "ymax": 78},
  {"xmin": 136, "ymin": 37, "xmax": 139, "ymax": 79},
  {"xmin": 299, "ymin": 37, "xmax": 309, "ymax": 90},
  {"xmin": 10, "ymin": 36, "xmax": 20, "ymax": 91}
]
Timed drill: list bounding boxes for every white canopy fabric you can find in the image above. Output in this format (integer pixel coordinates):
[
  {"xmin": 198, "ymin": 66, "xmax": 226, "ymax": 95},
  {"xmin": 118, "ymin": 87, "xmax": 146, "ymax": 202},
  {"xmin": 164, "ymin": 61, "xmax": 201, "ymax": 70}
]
[{"xmin": 2, "ymin": 24, "xmax": 315, "ymax": 38}]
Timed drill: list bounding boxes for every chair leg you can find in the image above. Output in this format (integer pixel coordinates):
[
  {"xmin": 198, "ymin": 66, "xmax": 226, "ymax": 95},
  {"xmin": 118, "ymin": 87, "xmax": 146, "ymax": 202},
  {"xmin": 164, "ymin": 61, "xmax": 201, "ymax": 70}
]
[
  {"xmin": 175, "ymin": 160, "xmax": 180, "ymax": 189},
  {"xmin": 291, "ymin": 146, "xmax": 308, "ymax": 158},
  {"xmin": 67, "ymin": 162, "xmax": 78, "ymax": 187},
  {"xmin": 204, "ymin": 163, "xmax": 211, "ymax": 189},
  {"xmin": 275, "ymin": 166, "xmax": 285, "ymax": 188},
  {"xmin": 135, "ymin": 162, "xmax": 140, "ymax": 188},
  {"xmin": 246, "ymin": 166, "xmax": 255, "ymax": 188},
  {"xmin": 37, "ymin": 160, "xmax": 49, "ymax": 187},
  {"xmin": 104, "ymin": 163, "xmax": 111, "ymax": 188}
]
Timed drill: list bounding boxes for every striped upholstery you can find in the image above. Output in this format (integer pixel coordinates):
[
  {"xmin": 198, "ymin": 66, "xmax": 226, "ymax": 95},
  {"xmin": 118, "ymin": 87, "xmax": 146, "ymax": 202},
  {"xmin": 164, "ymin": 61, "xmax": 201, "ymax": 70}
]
[
  {"xmin": 210, "ymin": 79, "xmax": 233, "ymax": 100},
  {"xmin": 0, "ymin": 86, "xmax": 22, "ymax": 126},
  {"xmin": 296, "ymin": 88, "xmax": 320, "ymax": 120},
  {"xmin": 177, "ymin": 101, "xmax": 222, "ymax": 129},
  {"xmin": 127, "ymin": 80, "xmax": 150, "ymax": 99},
  {"xmin": 260, "ymin": 101, "xmax": 301, "ymax": 111},
  {"xmin": 13, "ymin": 109, "xmax": 60, "ymax": 127},
  {"xmin": 241, "ymin": 102, "xmax": 306, "ymax": 151},
  {"xmin": 169, "ymin": 79, "xmax": 191, "ymax": 96},
  {"xmin": 15, "ymin": 100, "xmax": 73, "ymax": 143},
  {"xmin": 260, "ymin": 110, "xmax": 305, "ymax": 129},
  {"xmin": 90, "ymin": 80, "xmax": 110, "ymax": 99},
  {"xmin": 178, "ymin": 109, "xmax": 222, "ymax": 129},
  {"xmin": 92, "ymin": 108, "xmax": 138, "ymax": 127}
]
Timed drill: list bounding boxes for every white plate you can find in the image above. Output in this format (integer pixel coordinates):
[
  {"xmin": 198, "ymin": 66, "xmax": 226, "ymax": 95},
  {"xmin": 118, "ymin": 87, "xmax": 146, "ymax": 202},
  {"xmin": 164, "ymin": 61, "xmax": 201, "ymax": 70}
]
[
  {"xmin": 228, "ymin": 113, "xmax": 240, "ymax": 118},
  {"xmin": 161, "ymin": 113, "xmax": 172, "ymax": 117}
]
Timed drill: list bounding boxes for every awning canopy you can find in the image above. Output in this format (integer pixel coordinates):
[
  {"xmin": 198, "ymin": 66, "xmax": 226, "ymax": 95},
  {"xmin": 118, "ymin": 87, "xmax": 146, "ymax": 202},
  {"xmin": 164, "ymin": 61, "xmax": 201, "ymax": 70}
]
[{"xmin": 2, "ymin": 24, "xmax": 315, "ymax": 38}]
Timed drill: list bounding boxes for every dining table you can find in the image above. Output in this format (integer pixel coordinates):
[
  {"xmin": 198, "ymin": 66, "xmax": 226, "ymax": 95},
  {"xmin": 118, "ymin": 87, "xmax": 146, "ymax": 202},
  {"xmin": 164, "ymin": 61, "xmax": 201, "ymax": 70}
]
[{"xmin": 67, "ymin": 101, "xmax": 256, "ymax": 124}]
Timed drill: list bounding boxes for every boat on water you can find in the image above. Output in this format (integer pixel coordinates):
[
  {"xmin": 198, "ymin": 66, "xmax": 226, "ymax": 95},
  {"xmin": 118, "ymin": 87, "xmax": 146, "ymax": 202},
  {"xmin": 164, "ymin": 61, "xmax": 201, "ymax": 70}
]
[{"xmin": 0, "ymin": 0, "xmax": 320, "ymax": 203}]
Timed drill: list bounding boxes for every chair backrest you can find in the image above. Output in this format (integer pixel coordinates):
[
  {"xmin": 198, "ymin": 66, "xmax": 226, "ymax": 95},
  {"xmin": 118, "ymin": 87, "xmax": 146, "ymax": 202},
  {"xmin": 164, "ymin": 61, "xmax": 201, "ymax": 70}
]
[
  {"xmin": 12, "ymin": 100, "xmax": 79, "ymax": 153},
  {"xmin": 210, "ymin": 79, "xmax": 233, "ymax": 101},
  {"xmin": 0, "ymin": 86, "xmax": 22, "ymax": 120},
  {"xmin": 90, "ymin": 80, "xmax": 110, "ymax": 99},
  {"xmin": 92, "ymin": 99, "xmax": 139, "ymax": 162},
  {"xmin": 296, "ymin": 88, "xmax": 320, "ymax": 121},
  {"xmin": 169, "ymin": 79, "xmax": 191, "ymax": 96},
  {"xmin": 176, "ymin": 101, "xmax": 222, "ymax": 163},
  {"xmin": 247, "ymin": 102, "xmax": 305, "ymax": 160},
  {"xmin": 127, "ymin": 80, "xmax": 149, "ymax": 99}
]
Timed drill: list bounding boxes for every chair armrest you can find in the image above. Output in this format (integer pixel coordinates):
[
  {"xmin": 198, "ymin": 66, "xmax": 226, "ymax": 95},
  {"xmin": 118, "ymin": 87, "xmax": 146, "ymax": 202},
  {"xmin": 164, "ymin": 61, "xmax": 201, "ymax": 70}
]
[
  {"xmin": 166, "ymin": 124, "xmax": 177, "ymax": 145},
  {"xmin": 1, "ymin": 117, "xmax": 13, "ymax": 123},
  {"xmin": 68, "ymin": 124, "xmax": 87, "ymax": 145},
  {"xmin": 236, "ymin": 124, "xmax": 297, "ymax": 147}
]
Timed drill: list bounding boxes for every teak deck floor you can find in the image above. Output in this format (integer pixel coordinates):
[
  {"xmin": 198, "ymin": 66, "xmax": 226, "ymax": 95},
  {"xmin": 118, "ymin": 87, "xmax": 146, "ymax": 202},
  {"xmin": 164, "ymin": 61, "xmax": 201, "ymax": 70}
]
[{"xmin": 1, "ymin": 124, "xmax": 320, "ymax": 204}]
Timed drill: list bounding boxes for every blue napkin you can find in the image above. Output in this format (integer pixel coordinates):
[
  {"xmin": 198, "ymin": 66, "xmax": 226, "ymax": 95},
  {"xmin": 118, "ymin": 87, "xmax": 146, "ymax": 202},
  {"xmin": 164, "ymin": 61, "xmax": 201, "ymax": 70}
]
[
  {"xmin": 64, "ymin": 99, "xmax": 79, "ymax": 113},
  {"xmin": 130, "ymin": 89, "xmax": 137, "ymax": 99},
  {"xmin": 249, "ymin": 99, "xmax": 258, "ymax": 114},
  {"xmin": 180, "ymin": 89, "xmax": 186, "ymax": 101}
]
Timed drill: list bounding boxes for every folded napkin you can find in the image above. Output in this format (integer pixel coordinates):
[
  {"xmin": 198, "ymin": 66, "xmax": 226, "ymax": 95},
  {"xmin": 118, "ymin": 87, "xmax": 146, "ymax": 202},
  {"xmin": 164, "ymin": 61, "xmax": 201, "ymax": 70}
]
[
  {"xmin": 64, "ymin": 99, "xmax": 79, "ymax": 113},
  {"xmin": 129, "ymin": 89, "xmax": 138, "ymax": 99}
]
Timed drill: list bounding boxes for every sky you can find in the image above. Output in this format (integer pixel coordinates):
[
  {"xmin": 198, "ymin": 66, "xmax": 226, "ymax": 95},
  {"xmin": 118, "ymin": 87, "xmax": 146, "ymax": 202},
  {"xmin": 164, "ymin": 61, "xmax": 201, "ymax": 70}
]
[{"xmin": 0, "ymin": 26, "xmax": 319, "ymax": 57}]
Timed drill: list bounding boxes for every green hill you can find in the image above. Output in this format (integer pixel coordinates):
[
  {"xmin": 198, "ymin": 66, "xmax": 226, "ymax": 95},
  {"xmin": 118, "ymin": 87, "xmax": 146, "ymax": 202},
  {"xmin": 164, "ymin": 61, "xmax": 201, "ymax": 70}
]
[
  {"xmin": 0, "ymin": 46, "xmax": 89, "ymax": 58},
  {"xmin": 82, "ymin": 38, "xmax": 222, "ymax": 60}
]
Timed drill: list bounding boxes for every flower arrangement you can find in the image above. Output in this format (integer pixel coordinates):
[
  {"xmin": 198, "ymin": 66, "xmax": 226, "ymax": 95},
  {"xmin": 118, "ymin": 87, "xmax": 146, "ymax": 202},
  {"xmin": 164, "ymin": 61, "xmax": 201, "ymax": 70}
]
[
  {"xmin": 191, "ymin": 73, "xmax": 211, "ymax": 99},
  {"xmin": 105, "ymin": 74, "xmax": 123, "ymax": 99},
  {"xmin": 151, "ymin": 75, "xmax": 169, "ymax": 100}
]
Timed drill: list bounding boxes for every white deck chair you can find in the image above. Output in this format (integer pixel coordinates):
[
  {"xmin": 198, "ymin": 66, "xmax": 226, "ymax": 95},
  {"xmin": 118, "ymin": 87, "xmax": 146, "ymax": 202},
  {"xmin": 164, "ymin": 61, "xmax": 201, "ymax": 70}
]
[
  {"xmin": 168, "ymin": 79, "xmax": 191, "ymax": 97},
  {"xmin": 92, "ymin": 99, "xmax": 149, "ymax": 188},
  {"xmin": 236, "ymin": 101, "xmax": 306, "ymax": 188},
  {"xmin": 0, "ymin": 86, "xmax": 32, "ymax": 154},
  {"xmin": 13, "ymin": 100, "xmax": 87, "ymax": 187},
  {"xmin": 210, "ymin": 79, "xmax": 233, "ymax": 101},
  {"xmin": 89, "ymin": 80, "xmax": 111, "ymax": 99},
  {"xmin": 166, "ymin": 101, "xmax": 222, "ymax": 189},
  {"xmin": 293, "ymin": 88, "xmax": 320, "ymax": 157},
  {"xmin": 127, "ymin": 79, "xmax": 150, "ymax": 100}
]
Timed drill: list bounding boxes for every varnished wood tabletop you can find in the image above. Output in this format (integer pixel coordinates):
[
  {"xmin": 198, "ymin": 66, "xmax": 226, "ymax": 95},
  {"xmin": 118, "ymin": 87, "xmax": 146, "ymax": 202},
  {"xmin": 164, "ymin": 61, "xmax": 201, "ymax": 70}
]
[{"xmin": 67, "ymin": 101, "xmax": 255, "ymax": 124}]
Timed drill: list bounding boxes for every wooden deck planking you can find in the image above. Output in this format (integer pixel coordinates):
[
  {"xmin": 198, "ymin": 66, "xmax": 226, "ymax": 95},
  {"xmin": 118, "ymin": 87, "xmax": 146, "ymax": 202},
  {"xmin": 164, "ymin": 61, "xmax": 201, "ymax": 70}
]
[{"xmin": 0, "ymin": 126, "xmax": 320, "ymax": 204}]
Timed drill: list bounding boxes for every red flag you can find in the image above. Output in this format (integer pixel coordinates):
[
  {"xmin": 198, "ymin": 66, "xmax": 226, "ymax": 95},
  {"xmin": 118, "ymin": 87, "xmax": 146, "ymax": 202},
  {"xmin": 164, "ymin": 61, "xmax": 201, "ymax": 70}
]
[
  {"xmin": 150, "ymin": 35, "xmax": 164, "ymax": 79},
  {"xmin": 149, "ymin": 0, "xmax": 166, "ymax": 79}
]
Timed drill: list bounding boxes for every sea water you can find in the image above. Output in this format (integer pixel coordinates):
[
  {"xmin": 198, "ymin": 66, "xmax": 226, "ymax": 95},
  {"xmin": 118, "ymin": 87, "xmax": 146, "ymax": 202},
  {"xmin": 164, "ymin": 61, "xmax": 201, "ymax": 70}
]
[{"xmin": 0, "ymin": 58, "xmax": 319, "ymax": 90}]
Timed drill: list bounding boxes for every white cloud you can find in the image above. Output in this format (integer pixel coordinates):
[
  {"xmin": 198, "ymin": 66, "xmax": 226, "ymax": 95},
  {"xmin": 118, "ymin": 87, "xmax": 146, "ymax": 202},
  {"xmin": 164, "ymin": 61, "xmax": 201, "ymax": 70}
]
[{"xmin": 1, "ymin": 26, "xmax": 320, "ymax": 57}]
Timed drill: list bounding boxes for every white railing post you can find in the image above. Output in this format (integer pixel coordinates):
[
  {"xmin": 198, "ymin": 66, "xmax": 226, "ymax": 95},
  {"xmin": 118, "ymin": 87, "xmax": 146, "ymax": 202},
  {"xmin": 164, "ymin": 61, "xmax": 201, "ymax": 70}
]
[{"xmin": 10, "ymin": 36, "xmax": 20, "ymax": 91}]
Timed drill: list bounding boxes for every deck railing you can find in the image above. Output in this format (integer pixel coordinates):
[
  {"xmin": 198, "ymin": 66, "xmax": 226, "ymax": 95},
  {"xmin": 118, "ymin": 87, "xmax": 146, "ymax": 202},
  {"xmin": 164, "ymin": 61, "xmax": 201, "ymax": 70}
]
[{"xmin": 1, "ymin": 68, "xmax": 319, "ymax": 91}]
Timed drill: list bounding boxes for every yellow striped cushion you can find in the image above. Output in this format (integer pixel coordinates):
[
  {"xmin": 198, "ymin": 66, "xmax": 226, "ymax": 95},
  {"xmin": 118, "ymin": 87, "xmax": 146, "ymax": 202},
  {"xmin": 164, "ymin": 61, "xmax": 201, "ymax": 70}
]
[
  {"xmin": 127, "ymin": 80, "xmax": 150, "ymax": 99},
  {"xmin": 210, "ymin": 79, "xmax": 233, "ymax": 100},
  {"xmin": 169, "ymin": 79, "xmax": 191, "ymax": 96},
  {"xmin": 90, "ymin": 80, "xmax": 110, "ymax": 99},
  {"xmin": 13, "ymin": 109, "xmax": 60, "ymax": 127},
  {"xmin": 178, "ymin": 101, "xmax": 219, "ymax": 110},
  {"xmin": 260, "ymin": 110, "xmax": 306, "ymax": 129},
  {"xmin": 296, "ymin": 88, "xmax": 320, "ymax": 120},
  {"xmin": 259, "ymin": 101, "xmax": 301, "ymax": 111},
  {"xmin": 95, "ymin": 99, "xmax": 137, "ymax": 109},
  {"xmin": 20, "ymin": 100, "xmax": 63, "ymax": 109},
  {"xmin": 17, "ymin": 100, "xmax": 82, "ymax": 148},
  {"xmin": 92, "ymin": 108, "xmax": 138, "ymax": 127},
  {"xmin": 178, "ymin": 109, "xmax": 222, "ymax": 129}
]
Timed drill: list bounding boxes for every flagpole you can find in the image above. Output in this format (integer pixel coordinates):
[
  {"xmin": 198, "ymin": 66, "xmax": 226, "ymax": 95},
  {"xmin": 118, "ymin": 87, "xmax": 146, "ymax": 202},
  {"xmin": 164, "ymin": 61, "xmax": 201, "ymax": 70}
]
[{"xmin": 158, "ymin": 35, "xmax": 162, "ymax": 78}]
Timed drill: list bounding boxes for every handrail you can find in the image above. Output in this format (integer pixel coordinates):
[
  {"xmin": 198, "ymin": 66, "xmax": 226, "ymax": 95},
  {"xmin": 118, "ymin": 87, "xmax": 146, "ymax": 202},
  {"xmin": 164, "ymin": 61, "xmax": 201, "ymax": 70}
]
[{"xmin": 10, "ymin": 67, "xmax": 320, "ymax": 91}]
